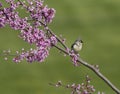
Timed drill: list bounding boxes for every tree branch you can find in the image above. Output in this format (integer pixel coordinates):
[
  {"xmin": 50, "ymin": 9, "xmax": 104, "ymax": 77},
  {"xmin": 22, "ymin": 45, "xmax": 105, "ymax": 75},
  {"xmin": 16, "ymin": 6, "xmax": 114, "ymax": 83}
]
[
  {"xmin": 43, "ymin": 28, "xmax": 120, "ymax": 93},
  {"xmin": 77, "ymin": 58, "xmax": 120, "ymax": 94},
  {"xmin": 54, "ymin": 44, "xmax": 120, "ymax": 94}
]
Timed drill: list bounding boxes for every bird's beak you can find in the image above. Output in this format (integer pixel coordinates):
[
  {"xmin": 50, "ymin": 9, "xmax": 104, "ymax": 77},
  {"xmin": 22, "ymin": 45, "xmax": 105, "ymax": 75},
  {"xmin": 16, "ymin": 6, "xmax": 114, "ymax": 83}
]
[{"xmin": 81, "ymin": 40, "xmax": 83, "ymax": 43}]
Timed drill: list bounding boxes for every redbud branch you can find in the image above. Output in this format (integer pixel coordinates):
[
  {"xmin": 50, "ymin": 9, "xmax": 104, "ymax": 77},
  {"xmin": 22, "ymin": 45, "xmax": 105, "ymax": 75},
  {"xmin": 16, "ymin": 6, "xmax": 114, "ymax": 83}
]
[{"xmin": 40, "ymin": 24, "xmax": 120, "ymax": 93}]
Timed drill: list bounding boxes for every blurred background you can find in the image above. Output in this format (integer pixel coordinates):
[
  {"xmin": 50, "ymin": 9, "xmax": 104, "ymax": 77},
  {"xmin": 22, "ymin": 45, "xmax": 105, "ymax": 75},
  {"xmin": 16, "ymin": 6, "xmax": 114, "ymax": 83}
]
[{"xmin": 0, "ymin": 0, "xmax": 120, "ymax": 94}]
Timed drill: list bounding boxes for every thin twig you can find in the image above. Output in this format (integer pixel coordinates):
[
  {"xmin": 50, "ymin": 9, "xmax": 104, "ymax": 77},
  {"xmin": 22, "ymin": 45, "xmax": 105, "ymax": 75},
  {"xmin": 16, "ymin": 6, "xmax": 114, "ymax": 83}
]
[
  {"xmin": 0, "ymin": 54, "xmax": 16, "ymax": 56},
  {"xmin": 53, "ymin": 45, "xmax": 68, "ymax": 55}
]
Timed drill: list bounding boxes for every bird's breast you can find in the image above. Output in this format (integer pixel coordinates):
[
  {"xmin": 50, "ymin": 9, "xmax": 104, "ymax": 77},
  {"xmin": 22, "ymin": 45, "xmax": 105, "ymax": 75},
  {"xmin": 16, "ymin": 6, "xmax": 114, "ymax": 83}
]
[{"xmin": 73, "ymin": 44, "xmax": 82, "ymax": 52}]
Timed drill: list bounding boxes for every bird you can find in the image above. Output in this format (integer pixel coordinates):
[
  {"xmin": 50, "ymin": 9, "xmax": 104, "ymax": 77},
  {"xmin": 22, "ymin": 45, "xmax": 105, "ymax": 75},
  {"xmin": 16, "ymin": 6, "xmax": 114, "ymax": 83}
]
[{"xmin": 71, "ymin": 38, "xmax": 83, "ymax": 54}]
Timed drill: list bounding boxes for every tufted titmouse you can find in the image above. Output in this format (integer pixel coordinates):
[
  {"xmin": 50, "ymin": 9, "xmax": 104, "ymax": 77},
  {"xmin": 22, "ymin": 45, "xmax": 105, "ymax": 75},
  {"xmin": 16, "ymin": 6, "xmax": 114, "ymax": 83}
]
[{"xmin": 71, "ymin": 38, "xmax": 83, "ymax": 53}]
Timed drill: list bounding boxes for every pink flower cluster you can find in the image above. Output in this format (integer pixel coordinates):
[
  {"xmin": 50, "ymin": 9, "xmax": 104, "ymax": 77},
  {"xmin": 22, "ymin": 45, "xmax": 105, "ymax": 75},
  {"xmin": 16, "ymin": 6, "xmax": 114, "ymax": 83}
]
[
  {"xmin": 0, "ymin": 0, "xmax": 57, "ymax": 63},
  {"xmin": 52, "ymin": 76, "xmax": 104, "ymax": 94},
  {"xmin": 66, "ymin": 48, "xmax": 80, "ymax": 66}
]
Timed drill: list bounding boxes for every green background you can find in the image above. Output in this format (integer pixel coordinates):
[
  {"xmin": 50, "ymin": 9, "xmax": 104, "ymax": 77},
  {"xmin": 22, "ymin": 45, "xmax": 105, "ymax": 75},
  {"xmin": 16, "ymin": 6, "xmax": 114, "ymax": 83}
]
[{"xmin": 0, "ymin": 0, "xmax": 120, "ymax": 94}]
